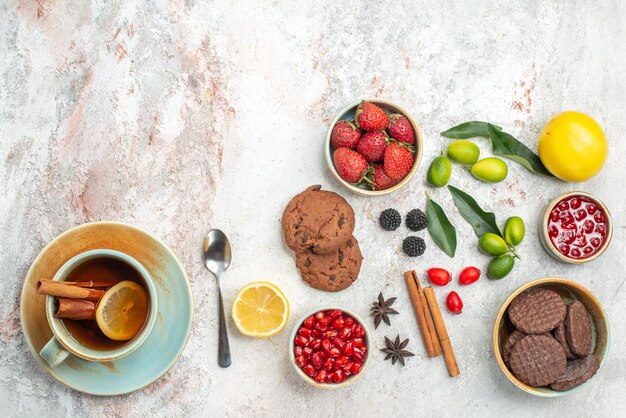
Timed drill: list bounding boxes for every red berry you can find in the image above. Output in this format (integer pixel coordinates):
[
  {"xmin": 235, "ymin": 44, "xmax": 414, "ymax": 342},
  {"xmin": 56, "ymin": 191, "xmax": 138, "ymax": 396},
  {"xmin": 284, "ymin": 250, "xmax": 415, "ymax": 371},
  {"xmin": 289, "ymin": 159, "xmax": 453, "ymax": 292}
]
[
  {"xmin": 303, "ymin": 364, "xmax": 316, "ymax": 377},
  {"xmin": 427, "ymin": 267, "xmax": 451, "ymax": 286},
  {"xmin": 446, "ymin": 291, "xmax": 463, "ymax": 314},
  {"xmin": 315, "ymin": 370, "xmax": 327, "ymax": 383},
  {"xmin": 332, "ymin": 369, "xmax": 346, "ymax": 383},
  {"xmin": 334, "ymin": 147, "xmax": 368, "ymax": 183},
  {"xmin": 295, "ymin": 355, "xmax": 306, "ymax": 367},
  {"xmin": 369, "ymin": 163, "xmax": 399, "ymax": 191},
  {"xmin": 383, "ymin": 142, "xmax": 413, "ymax": 180},
  {"xmin": 458, "ymin": 266, "xmax": 481, "ymax": 285},
  {"xmin": 355, "ymin": 101, "xmax": 389, "ymax": 131},
  {"xmin": 357, "ymin": 130, "xmax": 388, "ymax": 162},
  {"xmin": 330, "ymin": 120, "xmax": 361, "ymax": 149},
  {"xmin": 295, "ymin": 335, "xmax": 309, "ymax": 347},
  {"xmin": 387, "ymin": 114, "xmax": 415, "ymax": 144}
]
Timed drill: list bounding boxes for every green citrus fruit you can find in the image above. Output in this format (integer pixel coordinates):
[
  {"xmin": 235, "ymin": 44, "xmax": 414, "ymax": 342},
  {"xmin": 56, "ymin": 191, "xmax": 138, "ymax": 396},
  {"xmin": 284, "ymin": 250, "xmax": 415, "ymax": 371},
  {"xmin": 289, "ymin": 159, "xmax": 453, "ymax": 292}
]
[
  {"xmin": 479, "ymin": 233, "xmax": 508, "ymax": 256},
  {"xmin": 504, "ymin": 216, "xmax": 525, "ymax": 246},
  {"xmin": 470, "ymin": 158, "xmax": 508, "ymax": 183},
  {"xmin": 427, "ymin": 155, "xmax": 452, "ymax": 188},
  {"xmin": 447, "ymin": 140, "xmax": 480, "ymax": 165},
  {"xmin": 487, "ymin": 254, "xmax": 515, "ymax": 280}
]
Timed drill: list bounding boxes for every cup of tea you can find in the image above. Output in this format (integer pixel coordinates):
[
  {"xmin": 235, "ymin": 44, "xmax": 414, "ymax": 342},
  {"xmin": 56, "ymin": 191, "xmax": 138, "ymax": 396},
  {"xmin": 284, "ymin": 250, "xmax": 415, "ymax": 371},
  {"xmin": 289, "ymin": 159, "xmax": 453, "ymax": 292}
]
[{"xmin": 39, "ymin": 249, "xmax": 158, "ymax": 367}]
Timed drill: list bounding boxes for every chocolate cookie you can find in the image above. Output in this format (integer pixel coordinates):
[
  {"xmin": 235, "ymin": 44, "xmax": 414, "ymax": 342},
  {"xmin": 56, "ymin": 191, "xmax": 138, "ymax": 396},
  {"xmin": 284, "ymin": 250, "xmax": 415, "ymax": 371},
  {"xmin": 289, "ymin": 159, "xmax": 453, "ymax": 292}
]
[
  {"xmin": 508, "ymin": 334, "xmax": 567, "ymax": 387},
  {"xmin": 502, "ymin": 330, "xmax": 526, "ymax": 366},
  {"xmin": 508, "ymin": 288, "xmax": 566, "ymax": 334},
  {"xmin": 565, "ymin": 301, "xmax": 592, "ymax": 357},
  {"xmin": 553, "ymin": 322, "xmax": 577, "ymax": 359},
  {"xmin": 281, "ymin": 185, "xmax": 355, "ymax": 254},
  {"xmin": 550, "ymin": 355, "xmax": 600, "ymax": 391},
  {"xmin": 295, "ymin": 237, "xmax": 362, "ymax": 292}
]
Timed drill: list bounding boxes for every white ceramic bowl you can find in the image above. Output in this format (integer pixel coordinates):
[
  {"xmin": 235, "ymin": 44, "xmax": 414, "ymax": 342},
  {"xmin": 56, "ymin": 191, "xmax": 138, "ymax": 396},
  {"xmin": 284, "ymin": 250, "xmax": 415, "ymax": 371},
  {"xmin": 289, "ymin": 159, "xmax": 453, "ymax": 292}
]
[
  {"xmin": 289, "ymin": 306, "xmax": 371, "ymax": 389},
  {"xmin": 325, "ymin": 99, "xmax": 423, "ymax": 196}
]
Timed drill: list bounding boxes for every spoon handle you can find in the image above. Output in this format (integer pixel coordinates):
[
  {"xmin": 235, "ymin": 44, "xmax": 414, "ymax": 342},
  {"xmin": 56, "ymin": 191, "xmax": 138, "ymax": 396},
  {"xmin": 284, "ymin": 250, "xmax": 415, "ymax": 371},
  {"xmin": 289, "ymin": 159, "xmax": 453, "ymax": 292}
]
[{"xmin": 217, "ymin": 284, "xmax": 232, "ymax": 368}]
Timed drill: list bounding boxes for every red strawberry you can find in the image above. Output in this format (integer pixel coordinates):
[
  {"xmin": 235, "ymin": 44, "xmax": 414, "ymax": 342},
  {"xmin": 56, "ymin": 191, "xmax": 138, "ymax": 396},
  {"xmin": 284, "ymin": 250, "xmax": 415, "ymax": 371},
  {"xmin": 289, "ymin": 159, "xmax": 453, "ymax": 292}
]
[
  {"xmin": 334, "ymin": 147, "xmax": 368, "ymax": 183},
  {"xmin": 354, "ymin": 102, "xmax": 388, "ymax": 131},
  {"xmin": 383, "ymin": 142, "xmax": 413, "ymax": 180},
  {"xmin": 356, "ymin": 130, "xmax": 388, "ymax": 162},
  {"xmin": 330, "ymin": 121, "xmax": 361, "ymax": 149},
  {"xmin": 371, "ymin": 164, "xmax": 399, "ymax": 190},
  {"xmin": 387, "ymin": 114, "xmax": 415, "ymax": 144}
]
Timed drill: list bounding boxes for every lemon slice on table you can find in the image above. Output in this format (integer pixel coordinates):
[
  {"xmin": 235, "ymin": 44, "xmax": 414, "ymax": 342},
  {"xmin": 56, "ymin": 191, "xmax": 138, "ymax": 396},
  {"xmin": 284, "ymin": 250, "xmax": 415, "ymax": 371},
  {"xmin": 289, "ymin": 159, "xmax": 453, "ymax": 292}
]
[
  {"xmin": 95, "ymin": 281, "xmax": 149, "ymax": 341},
  {"xmin": 232, "ymin": 282, "xmax": 289, "ymax": 338}
]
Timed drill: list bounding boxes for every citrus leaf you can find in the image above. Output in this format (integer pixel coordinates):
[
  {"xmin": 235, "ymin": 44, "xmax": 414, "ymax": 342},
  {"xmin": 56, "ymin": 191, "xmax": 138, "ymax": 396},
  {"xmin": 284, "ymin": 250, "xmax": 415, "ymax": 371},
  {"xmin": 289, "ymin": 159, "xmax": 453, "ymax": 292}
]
[
  {"xmin": 426, "ymin": 194, "xmax": 457, "ymax": 258},
  {"xmin": 447, "ymin": 185, "xmax": 501, "ymax": 238},
  {"xmin": 441, "ymin": 121, "xmax": 554, "ymax": 177}
]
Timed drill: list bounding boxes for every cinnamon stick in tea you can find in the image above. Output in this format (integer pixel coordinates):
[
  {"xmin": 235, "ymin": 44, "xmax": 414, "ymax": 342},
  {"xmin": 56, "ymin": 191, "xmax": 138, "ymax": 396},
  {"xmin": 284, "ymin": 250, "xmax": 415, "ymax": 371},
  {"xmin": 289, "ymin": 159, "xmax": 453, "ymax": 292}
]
[
  {"xmin": 37, "ymin": 280, "xmax": 105, "ymax": 302},
  {"xmin": 55, "ymin": 298, "xmax": 96, "ymax": 320},
  {"xmin": 404, "ymin": 271, "xmax": 441, "ymax": 357},
  {"xmin": 39, "ymin": 279, "xmax": 117, "ymax": 288},
  {"xmin": 424, "ymin": 286, "xmax": 460, "ymax": 377}
]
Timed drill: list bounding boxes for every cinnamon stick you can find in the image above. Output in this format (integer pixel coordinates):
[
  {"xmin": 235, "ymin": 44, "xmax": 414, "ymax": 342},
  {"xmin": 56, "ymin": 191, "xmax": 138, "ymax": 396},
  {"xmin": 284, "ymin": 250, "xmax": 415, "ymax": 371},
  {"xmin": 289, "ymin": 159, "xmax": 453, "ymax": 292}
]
[
  {"xmin": 404, "ymin": 271, "xmax": 441, "ymax": 357},
  {"xmin": 55, "ymin": 298, "xmax": 96, "ymax": 320},
  {"xmin": 39, "ymin": 279, "xmax": 117, "ymax": 288},
  {"xmin": 37, "ymin": 280, "xmax": 105, "ymax": 302},
  {"xmin": 424, "ymin": 286, "xmax": 460, "ymax": 377}
]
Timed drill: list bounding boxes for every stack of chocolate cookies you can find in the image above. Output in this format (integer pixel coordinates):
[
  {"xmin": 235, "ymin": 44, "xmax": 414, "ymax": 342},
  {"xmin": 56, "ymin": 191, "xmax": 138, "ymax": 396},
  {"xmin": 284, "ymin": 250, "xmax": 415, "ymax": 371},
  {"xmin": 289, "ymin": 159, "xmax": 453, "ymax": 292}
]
[
  {"xmin": 281, "ymin": 185, "xmax": 362, "ymax": 292},
  {"xmin": 502, "ymin": 287, "xmax": 599, "ymax": 391}
]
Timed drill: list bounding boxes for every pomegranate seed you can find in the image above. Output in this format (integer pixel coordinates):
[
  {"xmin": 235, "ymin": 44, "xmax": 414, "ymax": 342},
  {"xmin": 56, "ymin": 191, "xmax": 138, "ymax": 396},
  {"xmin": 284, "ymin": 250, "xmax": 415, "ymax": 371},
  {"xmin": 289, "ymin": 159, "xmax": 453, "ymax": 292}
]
[
  {"xmin": 322, "ymin": 339, "xmax": 332, "ymax": 352},
  {"xmin": 303, "ymin": 347, "xmax": 313, "ymax": 358},
  {"xmin": 318, "ymin": 350, "xmax": 328, "ymax": 359},
  {"xmin": 329, "ymin": 309, "xmax": 343, "ymax": 319},
  {"xmin": 344, "ymin": 316, "xmax": 354, "ymax": 327},
  {"xmin": 351, "ymin": 337, "xmax": 364, "ymax": 347},
  {"xmin": 315, "ymin": 311, "xmax": 325, "ymax": 320},
  {"xmin": 332, "ymin": 337, "xmax": 344, "ymax": 348},
  {"xmin": 295, "ymin": 355, "xmax": 306, "ymax": 367},
  {"xmin": 335, "ymin": 356, "xmax": 348, "ymax": 366},
  {"xmin": 353, "ymin": 325, "xmax": 365, "ymax": 338},
  {"xmin": 343, "ymin": 341, "xmax": 354, "ymax": 356},
  {"xmin": 311, "ymin": 353, "xmax": 322, "ymax": 369},
  {"xmin": 557, "ymin": 201, "xmax": 570, "ymax": 211},
  {"xmin": 312, "ymin": 329, "xmax": 323, "ymax": 338},
  {"xmin": 360, "ymin": 345, "xmax": 367, "ymax": 354},
  {"xmin": 587, "ymin": 203, "xmax": 597, "ymax": 215},
  {"xmin": 295, "ymin": 335, "xmax": 309, "ymax": 347},
  {"xmin": 344, "ymin": 360, "xmax": 354, "ymax": 371},
  {"xmin": 332, "ymin": 369, "xmax": 346, "ymax": 383},
  {"xmin": 353, "ymin": 347, "xmax": 365, "ymax": 361},
  {"xmin": 570, "ymin": 197, "xmax": 581, "ymax": 209},
  {"xmin": 309, "ymin": 338, "xmax": 321, "ymax": 351},
  {"xmin": 298, "ymin": 327, "xmax": 313, "ymax": 338},
  {"xmin": 294, "ymin": 346, "xmax": 303, "ymax": 357},
  {"xmin": 304, "ymin": 315, "xmax": 316, "ymax": 328},
  {"xmin": 338, "ymin": 327, "xmax": 352, "ymax": 340},
  {"xmin": 350, "ymin": 362, "xmax": 362, "ymax": 374},
  {"xmin": 303, "ymin": 364, "xmax": 316, "ymax": 377},
  {"xmin": 315, "ymin": 370, "xmax": 327, "ymax": 383},
  {"xmin": 331, "ymin": 318, "xmax": 344, "ymax": 329},
  {"xmin": 323, "ymin": 330, "xmax": 338, "ymax": 339},
  {"xmin": 329, "ymin": 347, "xmax": 341, "ymax": 357},
  {"xmin": 323, "ymin": 357, "xmax": 334, "ymax": 371},
  {"xmin": 319, "ymin": 316, "xmax": 331, "ymax": 327}
]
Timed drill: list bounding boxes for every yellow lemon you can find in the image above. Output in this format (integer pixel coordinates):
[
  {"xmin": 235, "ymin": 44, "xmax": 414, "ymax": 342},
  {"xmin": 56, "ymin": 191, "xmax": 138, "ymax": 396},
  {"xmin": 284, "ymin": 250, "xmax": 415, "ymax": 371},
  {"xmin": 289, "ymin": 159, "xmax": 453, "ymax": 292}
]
[
  {"xmin": 232, "ymin": 281, "xmax": 289, "ymax": 338},
  {"xmin": 95, "ymin": 281, "xmax": 149, "ymax": 341},
  {"xmin": 538, "ymin": 111, "xmax": 608, "ymax": 181}
]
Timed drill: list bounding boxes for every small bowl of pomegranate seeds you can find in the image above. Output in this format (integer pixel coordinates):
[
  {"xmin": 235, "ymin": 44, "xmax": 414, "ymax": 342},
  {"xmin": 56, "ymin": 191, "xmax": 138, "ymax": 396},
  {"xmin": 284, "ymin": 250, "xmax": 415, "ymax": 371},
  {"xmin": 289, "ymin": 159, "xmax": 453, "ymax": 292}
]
[
  {"xmin": 540, "ymin": 191, "xmax": 613, "ymax": 263},
  {"xmin": 290, "ymin": 307, "xmax": 370, "ymax": 388},
  {"xmin": 325, "ymin": 99, "xmax": 423, "ymax": 196}
]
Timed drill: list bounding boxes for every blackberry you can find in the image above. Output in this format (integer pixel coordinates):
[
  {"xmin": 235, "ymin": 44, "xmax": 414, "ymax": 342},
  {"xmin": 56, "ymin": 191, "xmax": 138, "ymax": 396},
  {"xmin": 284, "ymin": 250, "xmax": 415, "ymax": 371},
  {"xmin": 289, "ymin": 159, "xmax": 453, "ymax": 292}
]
[
  {"xmin": 403, "ymin": 236, "xmax": 426, "ymax": 257},
  {"xmin": 379, "ymin": 208, "xmax": 401, "ymax": 231},
  {"xmin": 406, "ymin": 209, "xmax": 428, "ymax": 231}
]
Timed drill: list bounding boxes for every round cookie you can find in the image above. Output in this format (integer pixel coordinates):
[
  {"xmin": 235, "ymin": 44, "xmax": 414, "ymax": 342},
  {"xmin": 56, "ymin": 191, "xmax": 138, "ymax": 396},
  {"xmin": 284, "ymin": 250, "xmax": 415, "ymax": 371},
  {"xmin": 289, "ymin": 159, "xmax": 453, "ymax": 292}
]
[
  {"xmin": 508, "ymin": 288, "xmax": 566, "ymax": 334},
  {"xmin": 295, "ymin": 238, "xmax": 362, "ymax": 292},
  {"xmin": 282, "ymin": 185, "xmax": 355, "ymax": 255},
  {"xmin": 565, "ymin": 301, "xmax": 592, "ymax": 357},
  {"xmin": 553, "ymin": 322, "xmax": 577, "ymax": 359},
  {"xmin": 502, "ymin": 330, "xmax": 526, "ymax": 366},
  {"xmin": 508, "ymin": 334, "xmax": 567, "ymax": 387},
  {"xmin": 550, "ymin": 354, "xmax": 599, "ymax": 391}
]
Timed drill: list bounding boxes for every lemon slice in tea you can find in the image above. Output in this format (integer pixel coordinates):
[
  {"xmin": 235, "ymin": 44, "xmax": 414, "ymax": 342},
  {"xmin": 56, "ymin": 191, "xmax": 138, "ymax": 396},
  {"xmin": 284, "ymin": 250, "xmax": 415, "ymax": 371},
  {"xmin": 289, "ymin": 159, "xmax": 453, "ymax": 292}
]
[
  {"xmin": 232, "ymin": 281, "xmax": 289, "ymax": 338},
  {"xmin": 96, "ymin": 281, "xmax": 149, "ymax": 341}
]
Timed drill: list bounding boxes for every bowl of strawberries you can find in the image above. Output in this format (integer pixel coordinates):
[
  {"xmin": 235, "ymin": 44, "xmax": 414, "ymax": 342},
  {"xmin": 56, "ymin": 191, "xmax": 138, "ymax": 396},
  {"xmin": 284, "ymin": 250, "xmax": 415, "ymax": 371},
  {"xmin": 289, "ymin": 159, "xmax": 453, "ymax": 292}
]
[{"xmin": 325, "ymin": 99, "xmax": 422, "ymax": 195}]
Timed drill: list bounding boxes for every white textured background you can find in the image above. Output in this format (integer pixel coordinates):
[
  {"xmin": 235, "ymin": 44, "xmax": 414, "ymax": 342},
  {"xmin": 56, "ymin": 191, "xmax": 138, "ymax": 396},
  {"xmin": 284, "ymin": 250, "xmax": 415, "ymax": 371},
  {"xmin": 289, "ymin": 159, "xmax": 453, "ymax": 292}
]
[{"xmin": 1, "ymin": 1, "xmax": 625, "ymax": 416}]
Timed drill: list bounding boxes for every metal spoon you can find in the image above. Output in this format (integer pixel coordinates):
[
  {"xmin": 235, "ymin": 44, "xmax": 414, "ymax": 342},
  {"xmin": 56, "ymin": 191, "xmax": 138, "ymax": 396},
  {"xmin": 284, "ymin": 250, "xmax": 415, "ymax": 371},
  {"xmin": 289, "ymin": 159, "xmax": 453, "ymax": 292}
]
[{"xmin": 202, "ymin": 229, "xmax": 232, "ymax": 368}]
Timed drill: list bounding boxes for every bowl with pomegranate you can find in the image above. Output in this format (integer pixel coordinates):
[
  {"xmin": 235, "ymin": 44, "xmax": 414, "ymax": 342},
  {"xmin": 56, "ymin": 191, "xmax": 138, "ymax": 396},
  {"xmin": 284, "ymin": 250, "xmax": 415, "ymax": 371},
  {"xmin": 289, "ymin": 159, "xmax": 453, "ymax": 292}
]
[
  {"xmin": 289, "ymin": 307, "xmax": 370, "ymax": 388},
  {"xmin": 540, "ymin": 191, "xmax": 612, "ymax": 264},
  {"xmin": 325, "ymin": 99, "xmax": 423, "ymax": 196}
]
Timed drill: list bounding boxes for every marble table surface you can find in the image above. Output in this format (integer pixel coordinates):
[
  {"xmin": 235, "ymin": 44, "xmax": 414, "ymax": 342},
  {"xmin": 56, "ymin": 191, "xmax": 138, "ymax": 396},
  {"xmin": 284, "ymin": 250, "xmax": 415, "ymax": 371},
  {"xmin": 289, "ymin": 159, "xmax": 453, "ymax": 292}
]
[{"xmin": 1, "ymin": 0, "xmax": 624, "ymax": 416}]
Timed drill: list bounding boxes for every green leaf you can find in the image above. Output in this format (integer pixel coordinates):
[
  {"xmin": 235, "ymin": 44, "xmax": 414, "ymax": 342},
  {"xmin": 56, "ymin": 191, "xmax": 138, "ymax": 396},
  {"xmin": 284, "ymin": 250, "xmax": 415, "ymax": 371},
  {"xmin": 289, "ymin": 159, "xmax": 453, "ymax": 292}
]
[
  {"xmin": 441, "ymin": 121, "xmax": 554, "ymax": 177},
  {"xmin": 447, "ymin": 185, "xmax": 501, "ymax": 238},
  {"xmin": 441, "ymin": 121, "xmax": 502, "ymax": 139},
  {"xmin": 486, "ymin": 125, "xmax": 554, "ymax": 177},
  {"xmin": 426, "ymin": 194, "xmax": 457, "ymax": 258}
]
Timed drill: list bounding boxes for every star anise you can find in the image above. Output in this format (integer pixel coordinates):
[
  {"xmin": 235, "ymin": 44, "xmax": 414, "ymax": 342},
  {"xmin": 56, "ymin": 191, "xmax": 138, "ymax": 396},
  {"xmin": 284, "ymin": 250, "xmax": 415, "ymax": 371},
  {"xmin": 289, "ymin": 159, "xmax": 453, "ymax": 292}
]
[
  {"xmin": 370, "ymin": 292, "xmax": 399, "ymax": 329},
  {"xmin": 381, "ymin": 334, "xmax": 415, "ymax": 366}
]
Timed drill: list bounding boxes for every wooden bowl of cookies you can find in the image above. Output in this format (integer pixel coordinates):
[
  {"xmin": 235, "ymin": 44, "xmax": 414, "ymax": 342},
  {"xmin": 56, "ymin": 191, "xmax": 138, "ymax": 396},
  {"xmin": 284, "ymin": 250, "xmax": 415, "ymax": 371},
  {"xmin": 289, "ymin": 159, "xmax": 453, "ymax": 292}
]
[{"xmin": 492, "ymin": 278, "xmax": 609, "ymax": 397}]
